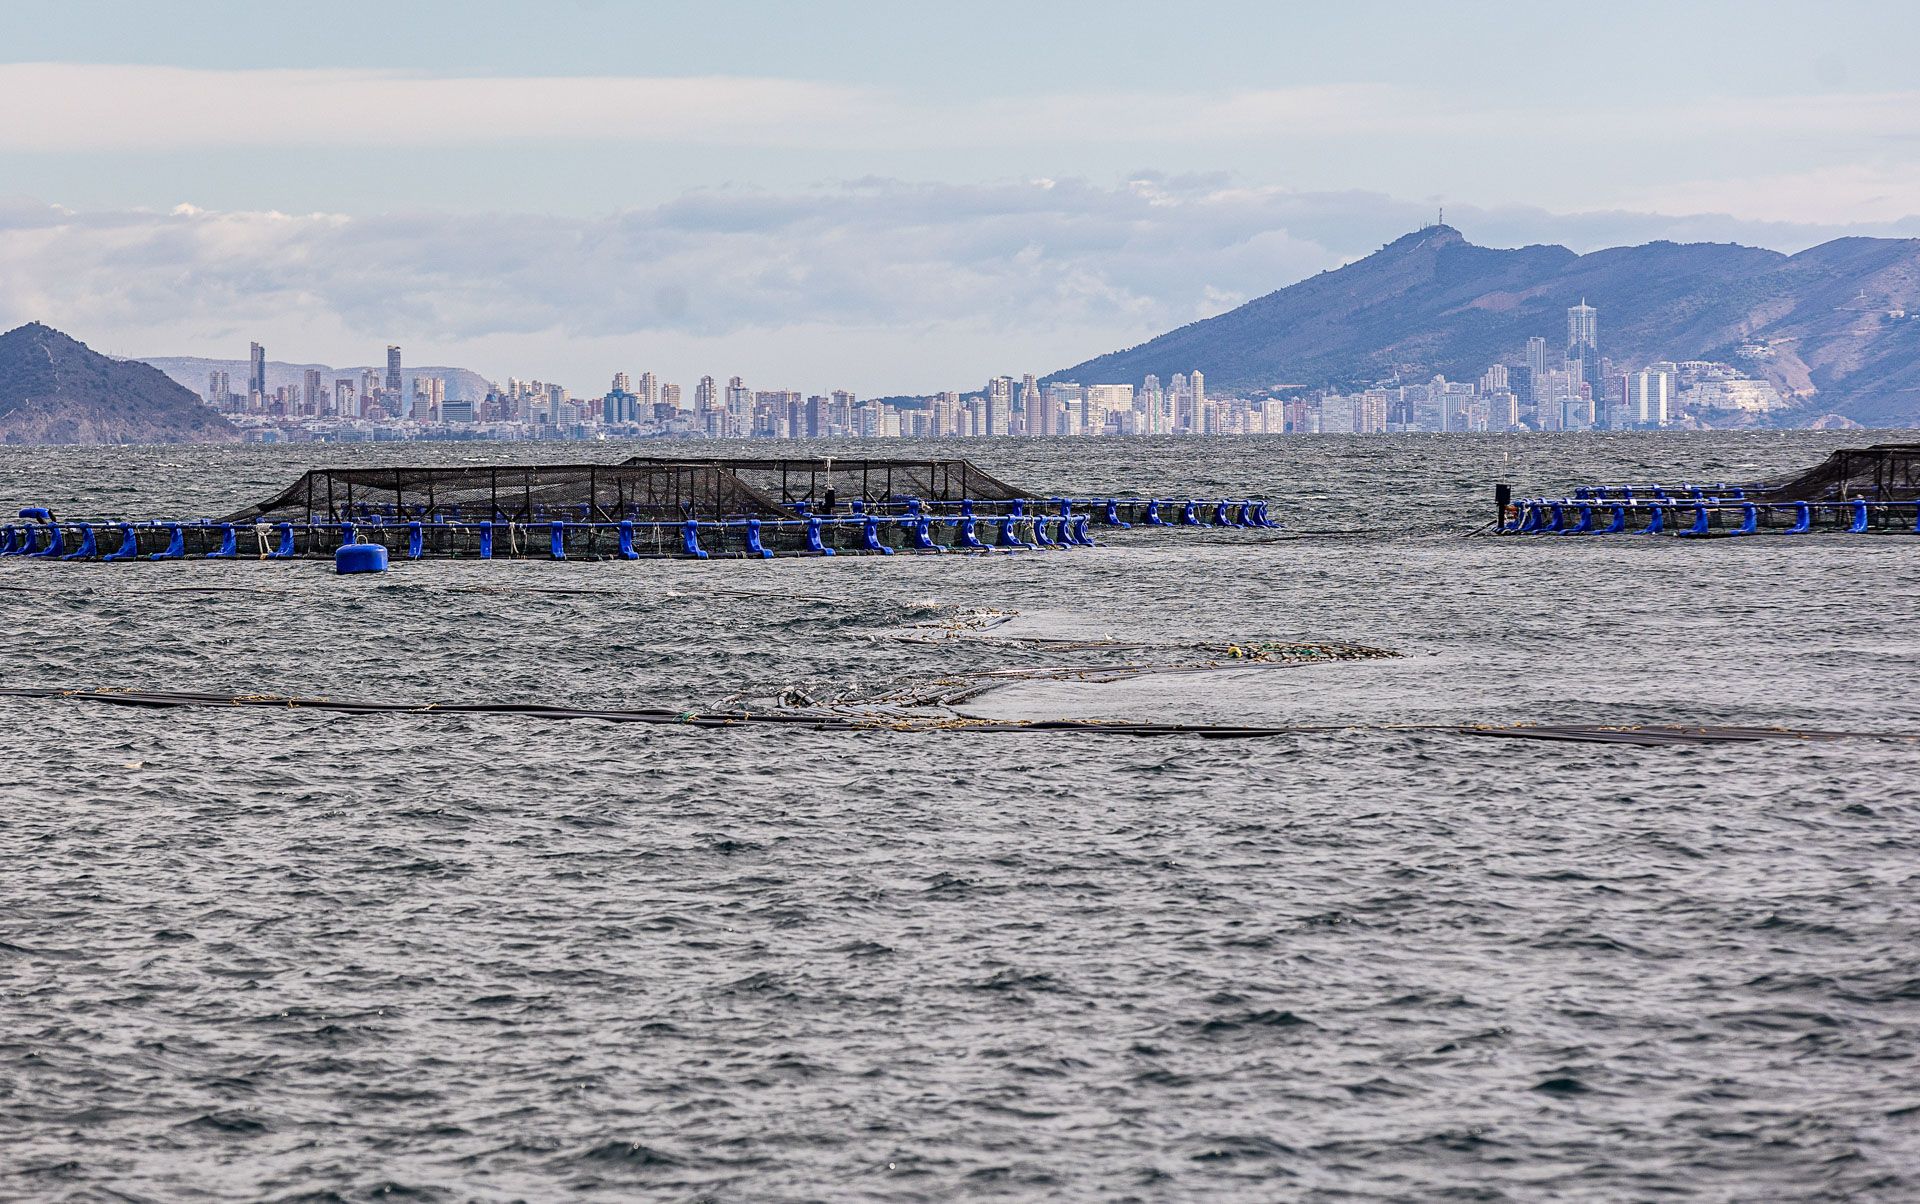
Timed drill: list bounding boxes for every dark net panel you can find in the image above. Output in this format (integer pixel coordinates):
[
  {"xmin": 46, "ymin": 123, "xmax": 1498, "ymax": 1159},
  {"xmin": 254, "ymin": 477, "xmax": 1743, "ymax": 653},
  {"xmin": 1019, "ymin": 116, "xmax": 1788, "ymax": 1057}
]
[
  {"xmin": 1751, "ymin": 444, "xmax": 1920, "ymax": 502},
  {"xmin": 617, "ymin": 456, "xmax": 1035, "ymax": 503},
  {"xmin": 222, "ymin": 464, "xmax": 790, "ymax": 523}
]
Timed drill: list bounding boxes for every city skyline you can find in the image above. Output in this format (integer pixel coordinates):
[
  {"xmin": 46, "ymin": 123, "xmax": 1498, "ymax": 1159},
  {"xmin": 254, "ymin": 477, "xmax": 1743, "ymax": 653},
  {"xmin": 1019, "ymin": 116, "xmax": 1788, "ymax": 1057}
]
[{"xmin": 194, "ymin": 292, "xmax": 1783, "ymax": 442}]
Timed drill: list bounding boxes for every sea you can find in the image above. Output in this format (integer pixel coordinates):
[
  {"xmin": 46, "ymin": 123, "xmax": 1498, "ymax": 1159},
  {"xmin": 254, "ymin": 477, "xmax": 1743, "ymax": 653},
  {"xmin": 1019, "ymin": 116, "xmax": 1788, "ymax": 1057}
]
[{"xmin": 4, "ymin": 429, "xmax": 1919, "ymax": 1201}]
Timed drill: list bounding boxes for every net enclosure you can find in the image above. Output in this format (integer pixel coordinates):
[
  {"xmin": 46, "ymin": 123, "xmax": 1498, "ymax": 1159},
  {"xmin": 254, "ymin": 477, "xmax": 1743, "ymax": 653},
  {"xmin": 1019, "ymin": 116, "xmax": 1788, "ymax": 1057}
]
[
  {"xmin": 617, "ymin": 455, "xmax": 1030, "ymax": 504},
  {"xmin": 223, "ymin": 462, "xmax": 793, "ymax": 524},
  {"xmin": 223, "ymin": 457, "xmax": 1042, "ymax": 524},
  {"xmin": 4, "ymin": 454, "xmax": 1278, "ymax": 565},
  {"xmin": 1748, "ymin": 443, "xmax": 1920, "ymax": 503}
]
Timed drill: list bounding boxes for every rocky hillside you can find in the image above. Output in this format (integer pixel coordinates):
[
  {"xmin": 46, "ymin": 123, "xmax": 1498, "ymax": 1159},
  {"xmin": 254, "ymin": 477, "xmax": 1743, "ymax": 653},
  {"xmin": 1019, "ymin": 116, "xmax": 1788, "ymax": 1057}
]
[
  {"xmin": 1051, "ymin": 226, "xmax": 1920, "ymax": 424},
  {"xmin": 0, "ymin": 323, "xmax": 239, "ymax": 445}
]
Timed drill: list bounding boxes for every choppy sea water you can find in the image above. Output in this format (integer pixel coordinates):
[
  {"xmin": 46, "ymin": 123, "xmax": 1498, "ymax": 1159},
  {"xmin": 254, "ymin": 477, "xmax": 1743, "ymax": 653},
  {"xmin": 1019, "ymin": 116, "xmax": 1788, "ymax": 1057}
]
[{"xmin": 4, "ymin": 430, "xmax": 1920, "ymax": 1201}]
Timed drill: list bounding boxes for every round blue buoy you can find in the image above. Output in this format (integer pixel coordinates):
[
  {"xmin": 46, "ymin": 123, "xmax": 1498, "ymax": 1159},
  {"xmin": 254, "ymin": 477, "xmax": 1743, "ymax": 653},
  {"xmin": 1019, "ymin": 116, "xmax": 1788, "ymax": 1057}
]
[{"xmin": 334, "ymin": 542, "xmax": 389, "ymax": 574}]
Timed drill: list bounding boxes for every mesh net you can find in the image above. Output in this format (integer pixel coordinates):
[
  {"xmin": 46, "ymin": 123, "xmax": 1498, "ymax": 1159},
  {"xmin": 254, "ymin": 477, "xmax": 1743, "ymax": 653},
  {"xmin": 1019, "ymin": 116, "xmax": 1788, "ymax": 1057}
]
[
  {"xmin": 1751, "ymin": 444, "xmax": 1920, "ymax": 502},
  {"xmin": 617, "ymin": 456, "xmax": 1032, "ymax": 503},
  {"xmin": 222, "ymin": 463, "xmax": 790, "ymax": 524},
  {"xmin": 221, "ymin": 457, "xmax": 1042, "ymax": 524}
]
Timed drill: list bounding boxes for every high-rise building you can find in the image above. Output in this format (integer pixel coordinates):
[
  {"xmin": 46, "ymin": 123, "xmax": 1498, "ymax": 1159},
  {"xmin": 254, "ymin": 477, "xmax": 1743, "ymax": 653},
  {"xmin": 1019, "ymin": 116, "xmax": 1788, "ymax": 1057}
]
[
  {"xmin": 303, "ymin": 368, "xmax": 323, "ymax": 415},
  {"xmin": 925, "ymin": 392, "xmax": 950, "ymax": 438},
  {"xmin": 1526, "ymin": 336, "xmax": 1550, "ymax": 379},
  {"xmin": 662, "ymin": 383, "xmax": 682, "ymax": 410},
  {"xmin": 1567, "ymin": 301, "xmax": 1598, "ymax": 361},
  {"xmin": 1628, "ymin": 366, "xmax": 1674, "ymax": 427},
  {"xmin": 1479, "ymin": 364, "xmax": 1509, "ymax": 394},
  {"xmin": 604, "ymin": 380, "xmax": 640, "ymax": 425},
  {"xmin": 638, "ymin": 371, "xmax": 660, "ymax": 408},
  {"xmin": 334, "ymin": 379, "xmax": 355, "ymax": 417},
  {"xmin": 1169, "ymin": 373, "xmax": 1190, "ymax": 432},
  {"xmin": 385, "ymin": 346, "xmax": 403, "ymax": 394},
  {"xmin": 962, "ymin": 396, "xmax": 985, "ymax": 437},
  {"xmin": 413, "ymin": 376, "xmax": 445, "ymax": 421},
  {"xmin": 725, "ymin": 376, "xmax": 751, "ymax": 435},
  {"xmin": 1084, "ymin": 384, "xmax": 1133, "ymax": 436},
  {"xmin": 986, "ymin": 377, "xmax": 1013, "ymax": 436},
  {"xmin": 1190, "ymin": 371, "xmax": 1206, "ymax": 435},
  {"xmin": 248, "ymin": 342, "xmax": 267, "ymax": 397},
  {"xmin": 1321, "ymin": 395, "xmax": 1359, "ymax": 434}
]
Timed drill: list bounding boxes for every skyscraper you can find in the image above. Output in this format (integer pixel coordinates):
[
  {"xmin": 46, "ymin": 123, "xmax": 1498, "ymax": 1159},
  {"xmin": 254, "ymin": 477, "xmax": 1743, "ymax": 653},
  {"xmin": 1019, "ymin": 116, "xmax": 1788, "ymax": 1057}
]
[
  {"xmin": 725, "ymin": 376, "xmax": 751, "ymax": 435},
  {"xmin": 248, "ymin": 342, "xmax": 266, "ymax": 397},
  {"xmin": 986, "ymin": 376, "xmax": 1013, "ymax": 436},
  {"xmin": 1567, "ymin": 301, "xmax": 1598, "ymax": 360},
  {"xmin": 385, "ymin": 345, "xmax": 403, "ymax": 395},
  {"xmin": 1526, "ymin": 336, "xmax": 1550, "ymax": 379},
  {"xmin": 303, "ymin": 368, "xmax": 323, "ymax": 414},
  {"xmin": 1626, "ymin": 369, "xmax": 1671, "ymax": 427},
  {"xmin": 694, "ymin": 376, "xmax": 718, "ymax": 434},
  {"xmin": 412, "ymin": 377, "xmax": 444, "ymax": 422}
]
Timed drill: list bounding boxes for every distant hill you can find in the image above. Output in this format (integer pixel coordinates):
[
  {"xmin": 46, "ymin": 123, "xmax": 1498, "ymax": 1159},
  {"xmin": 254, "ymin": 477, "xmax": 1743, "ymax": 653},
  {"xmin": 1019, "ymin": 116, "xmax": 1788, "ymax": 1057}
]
[
  {"xmin": 140, "ymin": 356, "xmax": 494, "ymax": 402},
  {"xmin": 0, "ymin": 323, "xmax": 239, "ymax": 445},
  {"xmin": 1051, "ymin": 225, "xmax": 1920, "ymax": 424}
]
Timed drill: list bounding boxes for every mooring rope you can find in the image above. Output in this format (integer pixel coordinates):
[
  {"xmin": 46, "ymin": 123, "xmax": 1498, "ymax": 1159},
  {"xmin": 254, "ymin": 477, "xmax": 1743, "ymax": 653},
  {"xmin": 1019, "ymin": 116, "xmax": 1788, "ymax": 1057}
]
[{"xmin": 0, "ymin": 686, "xmax": 1904, "ymax": 747}]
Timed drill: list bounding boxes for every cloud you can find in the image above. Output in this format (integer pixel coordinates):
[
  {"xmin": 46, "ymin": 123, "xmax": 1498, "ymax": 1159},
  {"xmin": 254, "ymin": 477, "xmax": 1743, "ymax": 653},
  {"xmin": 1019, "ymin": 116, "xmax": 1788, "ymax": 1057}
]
[
  {"xmin": 1618, "ymin": 161, "xmax": 1920, "ymax": 226},
  {"xmin": 0, "ymin": 64, "xmax": 870, "ymax": 150},
  {"xmin": 2, "ymin": 179, "xmax": 1917, "ymax": 394},
  {"xmin": 11, "ymin": 63, "xmax": 1920, "ymax": 157}
]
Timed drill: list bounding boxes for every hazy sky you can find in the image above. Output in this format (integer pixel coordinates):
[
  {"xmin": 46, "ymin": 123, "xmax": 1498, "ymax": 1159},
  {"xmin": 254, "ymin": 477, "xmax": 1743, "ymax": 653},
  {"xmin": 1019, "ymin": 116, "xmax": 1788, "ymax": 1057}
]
[{"xmin": 3, "ymin": 0, "xmax": 1918, "ymax": 393}]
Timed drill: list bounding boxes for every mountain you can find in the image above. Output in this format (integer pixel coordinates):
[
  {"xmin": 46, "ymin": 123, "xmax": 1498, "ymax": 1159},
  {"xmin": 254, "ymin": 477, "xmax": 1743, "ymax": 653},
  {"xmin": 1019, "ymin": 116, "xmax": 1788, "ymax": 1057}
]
[
  {"xmin": 0, "ymin": 323, "xmax": 240, "ymax": 445},
  {"xmin": 1051, "ymin": 226, "xmax": 1920, "ymax": 424},
  {"xmin": 139, "ymin": 356, "xmax": 494, "ymax": 402}
]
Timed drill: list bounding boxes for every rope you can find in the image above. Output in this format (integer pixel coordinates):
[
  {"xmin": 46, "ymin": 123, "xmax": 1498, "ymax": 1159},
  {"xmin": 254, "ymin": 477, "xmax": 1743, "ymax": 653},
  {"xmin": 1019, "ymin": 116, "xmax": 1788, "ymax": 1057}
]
[{"xmin": 0, "ymin": 686, "xmax": 1901, "ymax": 747}]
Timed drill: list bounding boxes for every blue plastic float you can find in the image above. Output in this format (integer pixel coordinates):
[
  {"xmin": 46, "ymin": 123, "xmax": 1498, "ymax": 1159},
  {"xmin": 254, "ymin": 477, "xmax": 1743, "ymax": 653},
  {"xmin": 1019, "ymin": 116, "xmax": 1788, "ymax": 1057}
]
[{"xmin": 335, "ymin": 542, "xmax": 388, "ymax": 574}]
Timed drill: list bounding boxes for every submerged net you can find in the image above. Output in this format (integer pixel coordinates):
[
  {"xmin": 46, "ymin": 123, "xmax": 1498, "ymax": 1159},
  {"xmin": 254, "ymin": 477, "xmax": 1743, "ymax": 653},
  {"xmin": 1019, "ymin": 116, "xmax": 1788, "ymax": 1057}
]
[
  {"xmin": 223, "ymin": 463, "xmax": 790, "ymax": 524},
  {"xmin": 1751, "ymin": 443, "xmax": 1920, "ymax": 502}
]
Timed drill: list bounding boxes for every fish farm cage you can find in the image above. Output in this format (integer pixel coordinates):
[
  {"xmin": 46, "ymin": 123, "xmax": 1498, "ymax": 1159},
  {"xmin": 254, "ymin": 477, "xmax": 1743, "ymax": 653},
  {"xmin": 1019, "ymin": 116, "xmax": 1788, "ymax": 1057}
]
[
  {"xmin": 1494, "ymin": 443, "xmax": 1920, "ymax": 538},
  {"xmin": 0, "ymin": 455, "xmax": 1280, "ymax": 566}
]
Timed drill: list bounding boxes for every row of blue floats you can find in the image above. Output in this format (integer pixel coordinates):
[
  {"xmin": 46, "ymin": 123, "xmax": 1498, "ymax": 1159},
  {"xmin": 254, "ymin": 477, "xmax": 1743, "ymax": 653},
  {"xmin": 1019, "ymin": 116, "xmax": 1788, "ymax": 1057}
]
[
  {"xmin": 1503, "ymin": 492, "xmax": 1919, "ymax": 536},
  {"xmin": 1, "ymin": 496, "xmax": 1279, "ymax": 572}
]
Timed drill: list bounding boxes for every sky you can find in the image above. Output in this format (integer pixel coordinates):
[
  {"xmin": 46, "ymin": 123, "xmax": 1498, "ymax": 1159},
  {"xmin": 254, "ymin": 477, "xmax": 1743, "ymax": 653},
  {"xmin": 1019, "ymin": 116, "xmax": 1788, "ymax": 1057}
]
[{"xmin": 2, "ymin": 0, "xmax": 1918, "ymax": 394}]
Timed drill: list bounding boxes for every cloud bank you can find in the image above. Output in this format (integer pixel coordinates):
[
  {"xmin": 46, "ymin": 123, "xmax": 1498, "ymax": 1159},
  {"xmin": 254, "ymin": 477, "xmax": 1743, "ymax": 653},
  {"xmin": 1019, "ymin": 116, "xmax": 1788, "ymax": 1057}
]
[
  {"xmin": 8, "ymin": 64, "xmax": 1920, "ymax": 160},
  {"xmin": 3, "ymin": 179, "xmax": 1917, "ymax": 394}
]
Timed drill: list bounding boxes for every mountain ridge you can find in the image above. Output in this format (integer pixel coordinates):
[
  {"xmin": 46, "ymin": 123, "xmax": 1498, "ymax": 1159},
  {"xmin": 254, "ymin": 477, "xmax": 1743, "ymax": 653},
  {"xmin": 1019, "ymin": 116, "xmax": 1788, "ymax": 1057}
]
[
  {"xmin": 1050, "ymin": 226, "xmax": 1920, "ymax": 423},
  {"xmin": 0, "ymin": 323, "xmax": 239, "ymax": 445}
]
